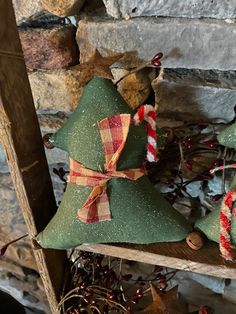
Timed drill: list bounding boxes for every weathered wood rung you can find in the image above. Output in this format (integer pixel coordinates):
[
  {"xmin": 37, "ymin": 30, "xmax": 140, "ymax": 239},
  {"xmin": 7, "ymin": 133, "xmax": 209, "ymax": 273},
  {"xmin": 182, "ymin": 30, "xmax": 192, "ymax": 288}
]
[{"xmin": 79, "ymin": 241, "xmax": 236, "ymax": 279}]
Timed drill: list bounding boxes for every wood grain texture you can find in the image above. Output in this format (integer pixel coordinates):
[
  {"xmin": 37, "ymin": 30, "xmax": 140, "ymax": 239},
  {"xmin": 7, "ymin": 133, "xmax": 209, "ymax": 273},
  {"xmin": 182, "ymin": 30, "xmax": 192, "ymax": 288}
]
[
  {"xmin": 0, "ymin": 2, "xmax": 67, "ymax": 313},
  {"xmin": 79, "ymin": 241, "xmax": 236, "ymax": 279}
]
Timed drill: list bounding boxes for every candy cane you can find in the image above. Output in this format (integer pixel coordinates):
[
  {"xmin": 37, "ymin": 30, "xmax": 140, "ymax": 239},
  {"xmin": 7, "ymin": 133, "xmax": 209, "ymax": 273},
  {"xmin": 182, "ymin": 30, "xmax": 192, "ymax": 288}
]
[
  {"xmin": 133, "ymin": 105, "xmax": 157, "ymax": 162},
  {"xmin": 219, "ymin": 189, "xmax": 236, "ymax": 261},
  {"xmin": 210, "ymin": 164, "xmax": 236, "ymax": 261},
  {"xmin": 210, "ymin": 163, "xmax": 236, "ymax": 174}
]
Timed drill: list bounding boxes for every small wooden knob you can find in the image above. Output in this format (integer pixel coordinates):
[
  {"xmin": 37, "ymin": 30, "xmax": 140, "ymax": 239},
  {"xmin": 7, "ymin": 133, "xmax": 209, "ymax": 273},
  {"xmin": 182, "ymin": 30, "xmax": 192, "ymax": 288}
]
[
  {"xmin": 43, "ymin": 133, "xmax": 54, "ymax": 149},
  {"xmin": 186, "ymin": 231, "xmax": 204, "ymax": 250},
  {"xmin": 31, "ymin": 238, "xmax": 42, "ymax": 250}
]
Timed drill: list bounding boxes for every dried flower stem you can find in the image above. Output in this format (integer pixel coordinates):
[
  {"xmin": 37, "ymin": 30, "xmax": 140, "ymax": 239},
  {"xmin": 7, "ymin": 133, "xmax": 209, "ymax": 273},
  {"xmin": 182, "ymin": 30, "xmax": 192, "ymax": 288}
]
[{"xmin": 0, "ymin": 234, "xmax": 28, "ymax": 256}]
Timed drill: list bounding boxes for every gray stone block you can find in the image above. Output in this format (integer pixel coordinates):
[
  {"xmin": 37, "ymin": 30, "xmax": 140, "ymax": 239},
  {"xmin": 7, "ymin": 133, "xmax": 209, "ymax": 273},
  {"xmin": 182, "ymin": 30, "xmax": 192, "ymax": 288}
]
[
  {"xmin": 156, "ymin": 69, "xmax": 236, "ymax": 122},
  {"xmin": 45, "ymin": 147, "xmax": 68, "ymax": 166},
  {"xmin": 0, "ymin": 173, "xmax": 37, "ymax": 271},
  {"xmin": 28, "ymin": 69, "xmax": 83, "ymax": 111},
  {"xmin": 102, "ymin": 0, "xmax": 236, "ymax": 19},
  {"xmin": 41, "ymin": 0, "xmax": 86, "ymax": 17},
  {"xmin": 0, "ymin": 145, "xmax": 8, "ymax": 173},
  {"xmin": 12, "ymin": 0, "xmax": 44, "ymax": 24},
  {"xmin": 19, "ymin": 25, "xmax": 79, "ymax": 70},
  {"xmin": 38, "ymin": 112, "xmax": 68, "ymax": 133},
  {"xmin": 29, "ymin": 66, "xmax": 155, "ymax": 112},
  {"xmin": 0, "ymin": 269, "xmax": 49, "ymax": 313},
  {"xmin": 77, "ymin": 17, "xmax": 236, "ymax": 70}
]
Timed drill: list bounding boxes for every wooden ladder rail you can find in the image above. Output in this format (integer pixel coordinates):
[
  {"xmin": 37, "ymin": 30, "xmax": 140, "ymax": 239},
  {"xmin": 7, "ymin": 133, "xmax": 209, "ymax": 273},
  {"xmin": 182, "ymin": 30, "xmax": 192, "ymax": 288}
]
[{"xmin": 0, "ymin": 2, "xmax": 67, "ymax": 313}]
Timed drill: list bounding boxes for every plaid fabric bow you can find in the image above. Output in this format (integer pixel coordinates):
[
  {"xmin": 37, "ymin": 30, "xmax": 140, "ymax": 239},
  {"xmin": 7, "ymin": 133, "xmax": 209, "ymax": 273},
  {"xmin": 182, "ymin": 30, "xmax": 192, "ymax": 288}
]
[{"xmin": 68, "ymin": 114, "xmax": 145, "ymax": 223}]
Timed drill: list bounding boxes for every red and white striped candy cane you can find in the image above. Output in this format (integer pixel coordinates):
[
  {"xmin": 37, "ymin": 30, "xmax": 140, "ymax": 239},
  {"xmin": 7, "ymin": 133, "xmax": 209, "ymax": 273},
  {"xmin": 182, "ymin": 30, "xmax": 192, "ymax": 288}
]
[
  {"xmin": 219, "ymin": 189, "xmax": 236, "ymax": 261},
  {"xmin": 210, "ymin": 164, "xmax": 236, "ymax": 261},
  {"xmin": 133, "ymin": 105, "xmax": 157, "ymax": 162},
  {"xmin": 210, "ymin": 163, "xmax": 236, "ymax": 174}
]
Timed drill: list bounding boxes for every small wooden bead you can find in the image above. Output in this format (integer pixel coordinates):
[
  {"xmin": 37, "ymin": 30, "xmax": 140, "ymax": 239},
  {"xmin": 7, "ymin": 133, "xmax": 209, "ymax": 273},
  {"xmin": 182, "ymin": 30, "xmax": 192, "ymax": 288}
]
[
  {"xmin": 186, "ymin": 232, "xmax": 204, "ymax": 250},
  {"xmin": 43, "ymin": 133, "xmax": 54, "ymax": 149}
]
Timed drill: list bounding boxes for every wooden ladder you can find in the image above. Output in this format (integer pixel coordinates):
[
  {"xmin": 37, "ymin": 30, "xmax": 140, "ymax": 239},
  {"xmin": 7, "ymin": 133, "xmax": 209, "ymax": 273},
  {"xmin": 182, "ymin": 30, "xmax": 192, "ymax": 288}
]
[{"xmin": 0, "ymin": 2, "xmax": 67, "ymax": 313}]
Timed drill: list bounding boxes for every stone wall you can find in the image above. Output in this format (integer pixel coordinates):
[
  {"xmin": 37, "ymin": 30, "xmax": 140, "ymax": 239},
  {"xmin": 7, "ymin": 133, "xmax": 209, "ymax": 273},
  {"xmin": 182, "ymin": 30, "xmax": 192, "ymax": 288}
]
[{"xmin": 0, "ymin": 0, "xmax": 236, "ymax": 312}]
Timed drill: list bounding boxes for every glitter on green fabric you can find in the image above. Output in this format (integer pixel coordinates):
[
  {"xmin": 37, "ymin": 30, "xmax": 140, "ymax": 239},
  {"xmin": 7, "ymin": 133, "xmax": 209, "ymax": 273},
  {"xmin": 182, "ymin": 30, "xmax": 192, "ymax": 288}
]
[
  {"xmin": 217, "ymin": 123, "xmax": 236, "ymax": 149},
  {"xmin": 195, "ymin": 204, "xmax": 236, "ymax": 245},
  {"xmin": 37, "ymin": 77, "xmax": 191, "ymax": 249},
  {"xmin": 196, "ymin": 123, "xmax": 236, "ymax": 244},
  {"xmin": 52, "ymin": 77, "xmax": 147, "ymax": 171},
  {"xmin": 38, "ymin": 176, "xmax": 191, "ymax": 249}
]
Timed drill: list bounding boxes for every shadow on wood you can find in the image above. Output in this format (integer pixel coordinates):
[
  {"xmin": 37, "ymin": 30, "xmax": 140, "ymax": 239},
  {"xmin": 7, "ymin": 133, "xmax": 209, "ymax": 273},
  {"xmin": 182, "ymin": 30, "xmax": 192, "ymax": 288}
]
[{"xmin": 79, "ymin": 241, "xmax": 236, "ymax": 279}]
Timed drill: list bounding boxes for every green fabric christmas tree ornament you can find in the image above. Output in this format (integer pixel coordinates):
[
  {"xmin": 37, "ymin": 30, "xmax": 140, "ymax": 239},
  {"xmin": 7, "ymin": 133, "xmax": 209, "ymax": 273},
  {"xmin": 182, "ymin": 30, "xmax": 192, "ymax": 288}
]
[
  {"xmin": 37, "ymin": 77, "xmax": 191, "ymax": 249},
  {"xmin": 195, "ymin": 123, "xmax": 236, "ymax": 260},
  {"xmin": 217, "ymin": 122, "xmax": 236, "ymax": 149}
]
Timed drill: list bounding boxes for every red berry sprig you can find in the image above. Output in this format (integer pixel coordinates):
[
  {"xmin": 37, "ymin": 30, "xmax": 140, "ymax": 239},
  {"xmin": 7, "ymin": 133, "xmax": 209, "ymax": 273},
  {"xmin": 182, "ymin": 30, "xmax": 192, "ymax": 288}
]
[
  {"xmin": 182, "ymin": 136, "xmax": 193, "ymax": 149},
  {"xmin": 132, "ymin": 287, "xmax": 143, "ymax": 304},
  {"xmin": 184, "ymin": 160, "xmax": 193, "ymax": 171},
  {"xmin": 151, "ymin": 52, "xmax": 163, "ymax": 67},
  {"xmin": 115, "ymin": 51, "xmax": 164, "ymax": 85}
]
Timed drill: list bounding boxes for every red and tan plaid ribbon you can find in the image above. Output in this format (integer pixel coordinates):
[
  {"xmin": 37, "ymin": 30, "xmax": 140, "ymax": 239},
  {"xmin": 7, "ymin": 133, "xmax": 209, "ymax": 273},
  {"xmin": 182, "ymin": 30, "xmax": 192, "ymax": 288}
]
[{"xmin": 68, "ymin": 114, "xmax": 146, "ymax": 223}]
